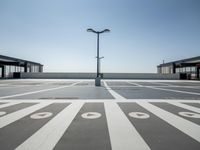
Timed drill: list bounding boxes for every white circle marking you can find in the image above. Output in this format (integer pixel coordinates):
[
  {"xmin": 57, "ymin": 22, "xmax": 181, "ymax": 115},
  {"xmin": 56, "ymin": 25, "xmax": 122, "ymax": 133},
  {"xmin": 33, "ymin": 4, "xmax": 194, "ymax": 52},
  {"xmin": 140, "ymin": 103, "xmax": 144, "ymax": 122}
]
[
  {"xmin": 129, "ymin": 112, "xmax": 150, "ymax": 119},
  {"xmin": 178, "ymin": 112, "xmax": 200, "ymax": 118},
  {"xmin": 0, "ymin": 111, "xmax": 6, "ymax": 116},
  {"xmin": 81, "ymin": 112, "xmax": 102, "ymax": 119},
  {"xmin": 30, "ymin": 112, "xmax": 53, "ymax": 119}
]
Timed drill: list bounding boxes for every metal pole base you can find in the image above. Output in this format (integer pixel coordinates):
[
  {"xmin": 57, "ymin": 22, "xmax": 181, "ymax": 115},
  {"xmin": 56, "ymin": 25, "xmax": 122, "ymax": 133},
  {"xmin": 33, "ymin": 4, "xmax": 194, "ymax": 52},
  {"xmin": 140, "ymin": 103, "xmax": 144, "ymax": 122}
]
[{"xmin": 95, "ymin": 77, "xmax": 101, "ymax": 86}]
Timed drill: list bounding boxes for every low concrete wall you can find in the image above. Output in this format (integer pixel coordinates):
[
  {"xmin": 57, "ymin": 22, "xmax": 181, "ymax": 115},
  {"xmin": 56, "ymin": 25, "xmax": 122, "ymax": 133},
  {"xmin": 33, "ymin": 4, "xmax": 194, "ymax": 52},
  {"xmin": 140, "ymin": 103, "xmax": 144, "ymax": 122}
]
[
  {"xmin": 19, "ymin": 73, "xmax": 96, "ymax": 79},
  {"xmin": 104, "ymin": 73, "xmax": 180, "ymax": 79},
  {"xmin": 18, "ymin": 72, "xmax": 180, "ymax": 80}
]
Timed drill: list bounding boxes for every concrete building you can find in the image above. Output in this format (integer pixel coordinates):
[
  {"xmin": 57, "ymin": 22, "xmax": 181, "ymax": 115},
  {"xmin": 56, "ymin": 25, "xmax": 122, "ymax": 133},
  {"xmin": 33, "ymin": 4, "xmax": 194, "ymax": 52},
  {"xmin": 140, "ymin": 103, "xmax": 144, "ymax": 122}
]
[
  {"xmin": 0, "ymin": 55, "xmax": 43, "ymax": 78},
  {"xmin": 157, "ymin": 56, "xmax": 200, "ymax": 79}
]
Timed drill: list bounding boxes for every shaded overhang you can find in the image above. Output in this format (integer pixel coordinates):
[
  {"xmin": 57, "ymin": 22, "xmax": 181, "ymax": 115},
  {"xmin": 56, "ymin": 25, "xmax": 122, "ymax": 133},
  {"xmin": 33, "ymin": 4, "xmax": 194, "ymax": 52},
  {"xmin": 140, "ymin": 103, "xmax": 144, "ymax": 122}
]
[{"xmin": 175, "ymin": 62, "xmax": 200, "ymax": 67}]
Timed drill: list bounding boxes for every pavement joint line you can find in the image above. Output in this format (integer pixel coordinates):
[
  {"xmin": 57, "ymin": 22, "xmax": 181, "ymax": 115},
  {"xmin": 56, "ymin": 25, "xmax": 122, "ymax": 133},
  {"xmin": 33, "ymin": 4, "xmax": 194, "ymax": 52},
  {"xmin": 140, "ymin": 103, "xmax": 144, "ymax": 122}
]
[
  {"xmin": 103, "ymin": 81, "xmax": 126, "ymax": 100},
  {"xmin": 104, "ymin": 102, "xmax": 151, "ymax": 150},
  {"xmin": 0, "ymin": 81, "xmax": 82, "ymax": 99},
  {"xmin": 15, "ymin": 101, "xmax": 84, "ymax": 150},
  {"xmin": 137, "ymin": 101, "xmax": 200, "ymax": 142},
  {"xmin": 168, "ymin": 101, "xmax": 200, "ymax": 113},
  {"xmin": 0, "ymin": 102, "xmax": 53, "ymax": 128}
]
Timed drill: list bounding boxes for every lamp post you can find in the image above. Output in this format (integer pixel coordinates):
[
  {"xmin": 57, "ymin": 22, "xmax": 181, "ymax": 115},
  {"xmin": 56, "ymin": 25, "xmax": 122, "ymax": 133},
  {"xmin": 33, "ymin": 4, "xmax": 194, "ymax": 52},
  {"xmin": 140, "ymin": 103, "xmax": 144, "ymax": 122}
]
[{"xmin": 87, "ymin": 28, "xmax": 110, "ymax": 86}]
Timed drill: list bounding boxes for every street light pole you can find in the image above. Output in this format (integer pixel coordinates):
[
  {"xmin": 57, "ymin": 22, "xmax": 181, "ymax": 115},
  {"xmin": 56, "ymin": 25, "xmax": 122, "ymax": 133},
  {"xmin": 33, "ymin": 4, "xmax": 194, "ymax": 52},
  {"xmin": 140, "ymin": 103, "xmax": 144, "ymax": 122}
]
[
  {"xmin": 97, "ymin": 33, "xmax": 100, "ymax": 78},
  {"xmin": 87, "ymin": 28, "xmax": 110, "ymax": 86}
]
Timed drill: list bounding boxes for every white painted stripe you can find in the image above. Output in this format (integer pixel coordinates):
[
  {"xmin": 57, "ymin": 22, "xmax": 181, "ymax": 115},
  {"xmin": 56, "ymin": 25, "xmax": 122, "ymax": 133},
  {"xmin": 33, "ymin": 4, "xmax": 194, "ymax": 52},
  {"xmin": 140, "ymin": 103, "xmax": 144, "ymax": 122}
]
[
  {"xmin": 147, "ymin": 86, "xmax": 200, "ymax": 88},
  {"xmin": 0, "ymin": 102, "xmax": 52, "ymax": 128},
  {"xmin": 16, "ymin": 102, "xmax": 84, "ymax": 150},
  {"xmin": 0, "ymin": 81, "xmax": 81, "ymax": 99},
  {"xmin": 146, "ymin": 86, "xmax": 200, "ymax": 96},
  {"xmin": 137, "ymin": 101, "xmax": 200, "ymax": 142},
  {"xmin": 109, "ymin": 85, "xmax": 200, "ymax": 88},
  {"xmin": 147, "ymin": 83, "xmax": 200, "ymax": 89},
  {"xmin": 0, "ymin": 84, "xmax": 10, "ymax": 86},
  {"xmin": 127, "ymin": 81, "xmax": 143, "ymax": 87},
  {"xmin": 127, "ymin": 81, "xmax": 200, "ymax": 95},
  {"xmin": 148, "ymin": 81, "xmax": 200, "ymax": 89},
  {"xmin": 1, "ymin": 99, "xmax": 200, "ymax": 103},
  {"xmin": 109, "ymin": 86, "xmax": 135, "ymax": 88},
  {"xmin": 0, "ymin": 84, "xmax": 46, "ymax": 89},
  {"xmin": 168, "ymin": 102, "xmax": 200, "ymax": 114},
  {"xmin": 104, "ymin": 102, "xmax": 151, "ymax": 150},
  {"xmin": 0, "ymin": 102, "xmax": 21, "ymax": 109},
  {"xmin": 128, "ymin": 81, "xmax": 200, "ymax": 88},
  {"xmin": 148, "ymin": 82, "xmax": 172, "ymax": 86},
  {"xmin": 103, "ymin": 81, "xmax": 126, "ymax": 99},
  {"xmin": 183, "ymin": 86, "xmax": 200, "ymax": 89}
]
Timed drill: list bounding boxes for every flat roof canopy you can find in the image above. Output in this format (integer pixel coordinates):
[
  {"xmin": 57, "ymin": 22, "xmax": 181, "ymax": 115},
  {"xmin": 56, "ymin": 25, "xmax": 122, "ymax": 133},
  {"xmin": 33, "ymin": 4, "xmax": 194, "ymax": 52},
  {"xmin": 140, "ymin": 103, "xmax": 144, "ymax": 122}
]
[
  {"xmin": 0, "ymin": 55, "xmax": 43, "ymax": 66},
  {"xmin": 158, "ymin": 56, "xmax": 200, "ymax": 67}
]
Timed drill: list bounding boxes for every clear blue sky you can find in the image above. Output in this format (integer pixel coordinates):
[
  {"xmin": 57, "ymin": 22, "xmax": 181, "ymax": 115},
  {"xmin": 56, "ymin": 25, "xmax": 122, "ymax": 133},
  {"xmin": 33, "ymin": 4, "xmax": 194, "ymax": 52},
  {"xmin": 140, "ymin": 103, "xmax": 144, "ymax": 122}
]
[{"xmin": 0, "ymin": 0, "xmax": 200, "ymax": 73}]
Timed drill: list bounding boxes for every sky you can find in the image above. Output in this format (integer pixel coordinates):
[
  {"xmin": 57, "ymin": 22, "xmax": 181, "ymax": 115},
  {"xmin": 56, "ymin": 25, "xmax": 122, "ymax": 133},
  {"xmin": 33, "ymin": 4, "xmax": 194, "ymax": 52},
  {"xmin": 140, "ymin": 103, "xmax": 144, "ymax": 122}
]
[{"xmin": 0, "ymin": 0, "xmax": 200, "ymax": 73}]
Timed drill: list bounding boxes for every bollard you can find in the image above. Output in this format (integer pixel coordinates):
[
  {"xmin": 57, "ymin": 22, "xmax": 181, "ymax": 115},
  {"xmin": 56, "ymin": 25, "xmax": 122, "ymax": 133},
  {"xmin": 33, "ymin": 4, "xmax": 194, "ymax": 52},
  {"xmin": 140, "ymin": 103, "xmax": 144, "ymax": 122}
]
[{"xmin": 95, "ymin": 77, "xmax": 101, "ymax": 86}]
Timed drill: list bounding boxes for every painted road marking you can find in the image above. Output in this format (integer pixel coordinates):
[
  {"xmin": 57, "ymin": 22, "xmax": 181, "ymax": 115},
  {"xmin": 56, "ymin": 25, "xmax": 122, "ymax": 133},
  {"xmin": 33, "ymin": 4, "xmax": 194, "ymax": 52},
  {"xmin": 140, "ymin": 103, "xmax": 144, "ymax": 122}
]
[
  {"xmin": 126, "ymin": 81, "xmax": 200, "ymax": 96},
  {"xmin": 104, "ymin": 102, "xmax": 151, "ymax": 150},
  {"xmin": 0, "ymin": 99, "xmax": 200, "ymax": 103},
  {"xmin": 121, "ymin": 81, "xmax": 200, "ymax": 89},
  {"xmin": 81, "ymin": 112, "xmax": 102, "ymax": 119},
  {"xmin": 0, "ymin": 102, "xmax": 52, "ymax": 128},
  {"xmin": 127, "ymin": 81, "xmax": 143, "ymax": 87},
  {"xmin": 54, "ymin": 103, "xmax": 111, "ymax": 150},
  {"xmin": 148, "ymin": 82, "xmax": 172, "ymax": 86},
  {"xmin": 178, "ymin": 112, "xmax": 200, "ymax": 118},
  {"xmin": 145, "ymin": 86, "xmax": 200, "ymax": 96},
  {"xmin": 137, "ymin": 101, "xmax": 200, "ymax": 142},
  {"xmin": 128, "ymin": 112, "xmax": 150, "ymax": 119},
  {"xmin": 16, "ymin": 102, "xmax": 84, "ymax": 150},
  {"xmin": 182, "ymin": 103, "xmax": 200, "ymax": 109},
  {"xmin": 30, "ymin": 112, "xmax": 53, "ymax": 119},
  {"xmin": 0, "ymin": 81, "xmax": 82, "ymax": 99},
  {"xmin": 109, "ymin": 85, "xmax": 138, "ymax": 88},
  {"xmin": 0, "ymin": 103, "xmax": 70, "ymax": 150},
  {"xmin": 168, "ymin": 101, "xmax": 200, "ymax": 114},
  {"xmin": 0, "ymin": 100, "xmax": 200, "ymax": 149},
  {"xmin": 0, "ymin": 111, "xmax": 6, "ymax": 116},
  {"xmin": 0, "ymin": 102, "xmax": 21, "ymax": 109},
  {"xmin": 103, "ymin": 81, "xmax": 126, "ymax": 100},
  {"xmin": 0, "ymin": 103, "xmax": 37, "ymax": 116},
  {"xmin": 119, "ymin": 102, "xmax": 200, "ymax": 150},
  {"xmin": 152, "ymin": 102, "xmax": 200, "ymax": 126}
]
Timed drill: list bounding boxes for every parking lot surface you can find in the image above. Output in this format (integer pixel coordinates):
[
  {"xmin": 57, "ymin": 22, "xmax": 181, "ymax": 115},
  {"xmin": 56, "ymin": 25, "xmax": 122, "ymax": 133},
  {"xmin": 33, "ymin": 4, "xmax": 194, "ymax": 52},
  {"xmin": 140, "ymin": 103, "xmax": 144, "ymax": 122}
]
[{"xmin": 0, "ymin": 79, "xmax": 200, "ymax": 150}]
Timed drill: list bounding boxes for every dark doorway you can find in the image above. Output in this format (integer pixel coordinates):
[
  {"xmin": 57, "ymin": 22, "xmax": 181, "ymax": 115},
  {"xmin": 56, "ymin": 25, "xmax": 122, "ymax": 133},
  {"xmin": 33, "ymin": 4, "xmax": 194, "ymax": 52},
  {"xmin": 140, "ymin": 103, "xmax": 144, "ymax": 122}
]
[
  {"xmin": 0, "ymin": 66, "xmax": 4, "ymax": 78},
  {"xmin": 197, "ymin": 67, "xmax": 200, "ymax": 79}
]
